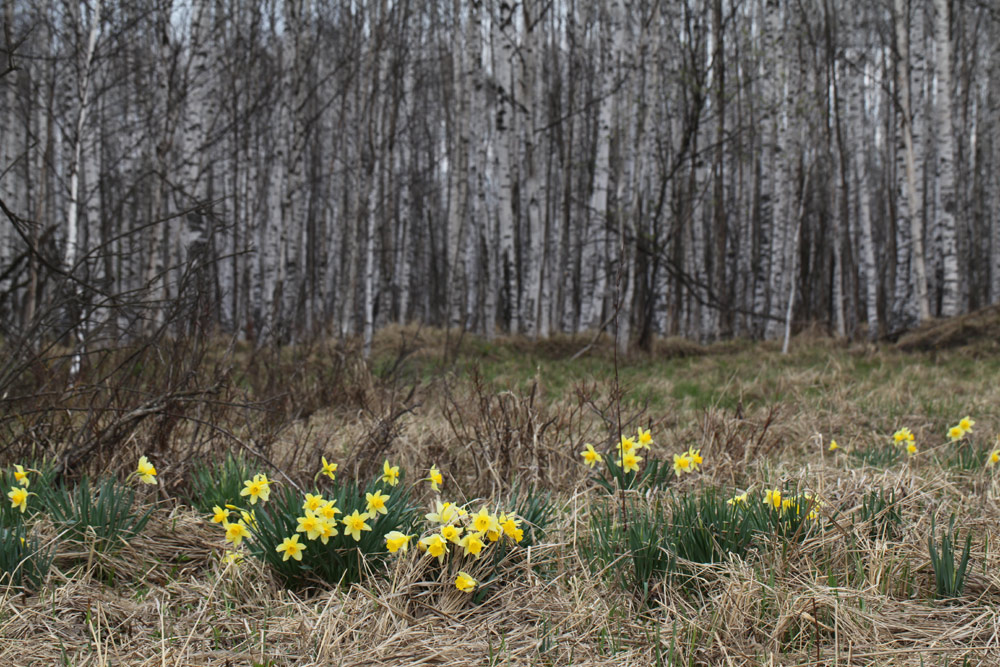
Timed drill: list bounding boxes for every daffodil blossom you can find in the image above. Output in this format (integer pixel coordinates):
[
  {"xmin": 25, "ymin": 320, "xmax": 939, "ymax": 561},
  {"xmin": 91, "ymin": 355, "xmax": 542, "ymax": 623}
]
[
  {"xmin": 427, "ymin": 465, "xmax": 444, "ymax": 492},
  {"xmin": 472, "ymin": 506, "xmax": 499, "ymax": 534},
  {"xmin": 303, "ymin": 493, "xmax": 325, "ymax": 512},
  {"xmin": 211, "ymin": 505, "xmax": 230, "ymax": 524},
  {"xmin": 320, "ymin": 456, "xmax": 338, "ymax": 481},
  {"xmin": 440, "ymin": 523, "xmax": 464, "ymax": 544},
  {"xmin": 223, "ymin": 520, "xmax": 251, "ymax": 547},
  {"xmin": 342, "ymin": 510, "xmax": 372, "ymax": 541},
  {"xmin": 580, "ymin": 443, "xmax": 603, "ymax": 468},
  {"xmin": 296, "ymin": 509, "xmax": 325, "ymax": 540},
  {"xmin": 381, "ymin": 460, "xmax": 400, "ymax": 486},
  {"xmin": 385, "ymin": 531, "xmax": 413, "ymax": 553},
  {"xmin": 420, "ymin": 533, "xmax": 449, "ymax": 562},
  {"xmin": 727, "ymin": 492, "xmax": 748, "ymax": 506},
  {"xmin": 764, "ymin": 489, "xmax": 782, "ymax": 511},
  {"xmin": 671, "ymin": 453, "xmax": 691, "ymax": 477},
  {"xmin": 136, "ymin": 456, "xmax": 157, "ymax": 485},
  {"xmin": 459, "ymin": 531, "xmax": 485, "ymax": 558},
  {"xmin": 618, "ymin": 451, "xmax": 641, "ymax": 474},
  {"xmin": 986, "ymin": 449, "xmax": 1000, "ymax": 468},
  {"xmin": 8, "ymin": 486, "xmax": 30, "ymax": 513},
  {"xmin": 276, "ymin": 535, "xmax": 306, "ymax": 561},
  {"xmin": 365, "ymin": 490, "xmax": 390, "ymax": 516},
  {"xmin": 455, "ymin": 571, "xmax": 477, "ymax": 592},
  {"xmin": 13, "ymin": 464, "xmax": 30, "ymax": 487}
]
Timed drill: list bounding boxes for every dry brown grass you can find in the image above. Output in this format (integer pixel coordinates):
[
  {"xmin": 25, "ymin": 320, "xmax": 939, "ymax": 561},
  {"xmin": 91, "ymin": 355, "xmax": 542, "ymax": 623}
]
[{"xmin": 4, "ymin": 330, "xmax": 1000, "ymax": 665}]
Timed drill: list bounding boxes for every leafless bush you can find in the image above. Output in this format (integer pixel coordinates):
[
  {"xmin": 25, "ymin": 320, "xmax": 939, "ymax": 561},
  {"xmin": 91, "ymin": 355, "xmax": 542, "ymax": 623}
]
[
  {"xmin": 697, "ymin": 403, "xmax": 781, "ymax": 482},
  {"xmin": 440, "ymin": 368, "xmax": 591, "ymax": 497}
]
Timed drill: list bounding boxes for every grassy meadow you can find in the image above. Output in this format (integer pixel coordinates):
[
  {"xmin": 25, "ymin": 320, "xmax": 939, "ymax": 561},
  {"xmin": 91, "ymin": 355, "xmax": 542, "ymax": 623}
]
[{"xmin": 2, "ymin": 322, "xmax": 1000, "ymax": 666}]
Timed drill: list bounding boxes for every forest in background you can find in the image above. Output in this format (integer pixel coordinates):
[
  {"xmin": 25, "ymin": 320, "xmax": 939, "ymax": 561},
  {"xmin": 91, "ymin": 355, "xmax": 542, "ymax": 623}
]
[{"xmin": 2, "ymin": 0, "xmax": 999, "ymax": 356}]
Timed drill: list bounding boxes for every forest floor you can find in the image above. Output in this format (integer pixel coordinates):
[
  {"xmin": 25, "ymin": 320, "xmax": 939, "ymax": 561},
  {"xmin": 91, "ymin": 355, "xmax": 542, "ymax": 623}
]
[{"xmin": 3, "ymin": 325, "xmax": 1000, "ymax": 666}]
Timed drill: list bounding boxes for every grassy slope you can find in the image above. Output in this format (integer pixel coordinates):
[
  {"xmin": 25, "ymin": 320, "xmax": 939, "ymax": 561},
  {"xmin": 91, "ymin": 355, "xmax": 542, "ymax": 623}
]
[{"xmin": 4, "ymin": 330, "xmax": 1000, "ymax": 666}]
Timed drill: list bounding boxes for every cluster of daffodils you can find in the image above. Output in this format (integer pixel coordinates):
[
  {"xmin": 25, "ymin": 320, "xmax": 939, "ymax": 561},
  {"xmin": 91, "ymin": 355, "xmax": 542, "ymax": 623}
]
[
  {"xmin": 209, "ymin": 471, "xmax": 274, "ymax": 562},
  {"xmin": 580, "ymin": 427, "xmax": 705, "ymax": 479},
  {"xmin": 383, "ymin": 499, "xmax": 526, "ymax": 593},
  {"xmin": 212, "ymin": 458, "xmax": 418, "ymax": 565},
  {"xmin": 728, "ymin": 488, "xmax": 823, "ymax": 520},
  {"xmin": 8, "ymin": 454, "xmax": 156, "ymax": 516},
  {"xmin": 947, "ymin": 416, "xmax": 975, "ymax": 442},
  {"xmin": 671, "ymin": 446, "xmax": 704, "ymax": 477},
  {"xmin": 892, "ymin": 427, "xmax": 918, "ymax": 456}
]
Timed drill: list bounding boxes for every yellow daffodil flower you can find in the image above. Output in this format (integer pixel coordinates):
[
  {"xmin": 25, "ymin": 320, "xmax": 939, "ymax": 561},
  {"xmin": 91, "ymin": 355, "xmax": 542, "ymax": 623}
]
[
  {"xmin": 618, "ymin": 451, "xmax": 642, "ymax": 474},
  {"xmin": 455, "ymin": 571, "xmax": 477, "ymax": 592},
  {"xmin": 671, "ymin": 453, "xmax": 691, "ymax": 477},
  {"xmin": 385, "ymin": 531, "xmax": 413, "ymax": 553},
  {"xmin": 906, "ymin": 442, "xmax": 918, "ymax": 456},
  {"xmin": 211, "ymin": 505, "xmax": 230, "ymax": 524},
  {"xmin": 459, "ymin": 531, "xmax": 486, "ymax": 558},
  {"xmin": 420, "ymin": 533, "xmax": 449, "ymax": 562},
  {"xmin": 136, "ymin": 456, "xmax": 157, "ymax": 485},
  {"xmin": 240, "ymin": 473, "xmax": 272, "ymax": 504},
  {"xmin": 381, "ymin": 460, "xmax": 400, "ymax": 487},
  {"xmin": 580, "ymin": 443, "xmax": 603, "ymax": 468},
  {"xmin": 500, "ymin": 514, "xmax": 522, "ymax": 541},
  {"xmin": 428, "ymin": 465, "xmax": 443, "ymax": 492},
  {"xmin": 318, "ymin": 500, "xmax": 341, "ymax": 521},
  {"xmin": 472, "ymin": 506, "xmax": 499, "ymax": 534},
  {"xmin": 296, "ymin": 509, "xmax": 325, "ymax": 540},
  {"xmin": 223, "ymin": 520, "xmax": 251, "ymax": 547},
  {"xmin": 425, "ymin": 500, "xmax": 461, "ymax": 525},
  {"xmin": 828, "ymin": 440, "xmax": 838, "ymax": 451},
  {"xmin": 727, "ymin": 492, "xmax": 748, "ymax": 506},
  {"xmin": 276, "ymin": 534, "xmax": 306, "ymax": 561},
  {"xmin": 948, "ymin": 426, "xmax": 965, "ymax": 441},
  {"xmin": 303, "ymin": 493, "xmax": 325, "ymax": 513},
  {"xmin": 316, "ymin": 517, "xmax": 338, "ymax": 544},
  {"xmin": 342, "ymin": 510, "xmax": 372, "ymax": 542},
  {"xmin": 221, "ymin": 550, "xmax": 243, "ymax": 565},
  {"xmin": 764, "ymin": 489, "xmax": 782, "ymax": 511},
  {"xmin": 986, "ymin": 449, "xmax": 1000, "ymax": 468},
  {"xmin": 8, "ymin": 486, "xmax": 30, "ymax": 513},
  {"xmin": 13, "ymin": 464, "xmax": 30, "ymax": 487},
  {"xmin": 958, "ymin": 416, "xmax": 975, "ymax": 433},
  {"xmin": 800, "ymin": 492, "xmax": 822, "ymax": 520},
  {"xmin": 440, "ymin": 523, "xmax": 464, "ymax": 544},
  {"xmin": 320, "ymin": 456, "xmax": 338, "ymax": 481},
  {"xmin": 365, "ymin": 490, "xmax": 390, "ymax": 516},
  {"xmin": 618, "ymin": 436, "xmax": 636, "ymax": 454},
  {"xmin": 240, "ymin": 509, "xmax": 258, "ymax": 530},
  {"xmin": 686, "ymin": 447, "xmax": 703, "ymax": 470},
  {"xmin": 892, "ymin": 427, "xmax": 914, "ymax": 443},
  {"xmin": 637, "ymin": 427, "xmax": 653, "ymax": 450}
]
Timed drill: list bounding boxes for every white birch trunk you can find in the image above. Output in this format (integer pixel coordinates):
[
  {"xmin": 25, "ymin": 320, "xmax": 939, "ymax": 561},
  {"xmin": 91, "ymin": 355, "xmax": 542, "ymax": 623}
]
[
  {"xmin": 764, "ymin": 0, "xmax": 789, "ymax": 339},
  {"xmin": 492, "ymin": 1, "xmax": 519, "ymax": 333},
  {"xmin": 892, "ymin": 0, "xmax": 931, "ymax": 326},
  {"xmin": 362, "ymin": 155, "xmax": 379, "ymax": 359},
  {"xmin": 466, "ymin": 3, "xmax": 487, "ymax": 330},
  {"xmin": 519, "ymin": 0, "xmax": 545, "ymax": 338},
  {"xmin": 990, "ymin": 31, "xmax": 1000, "ymax": 304},
  {"xmin": 933, "ymin": 0, "xmax": 960, "ymax": 317},
  {"xmin": 581, "ymin": 0, "xmax": 622, "ymax": 331},
  {"xmin": 855, "ymin": 131, "xmax": 879, "ymax": 340},
  {"xmin": 65, "ymin": 0, "xmax": 102, "ymax": 275}
]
